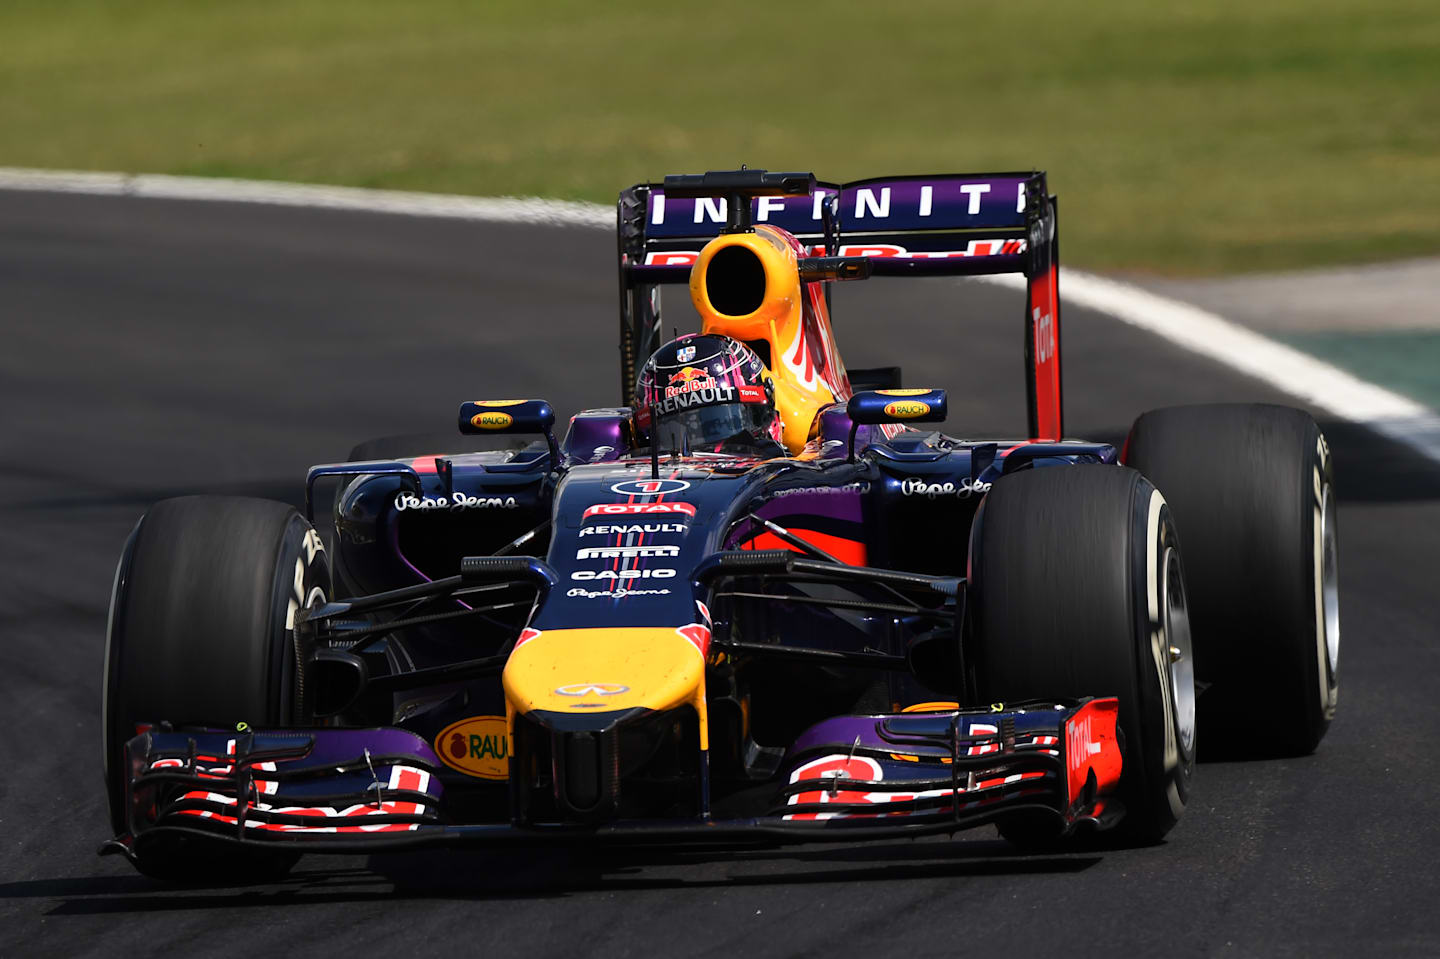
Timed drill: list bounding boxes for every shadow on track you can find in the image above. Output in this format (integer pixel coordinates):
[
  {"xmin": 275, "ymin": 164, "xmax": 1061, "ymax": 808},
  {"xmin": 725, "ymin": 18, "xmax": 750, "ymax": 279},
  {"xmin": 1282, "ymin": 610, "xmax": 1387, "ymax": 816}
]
[
  {"xmin": 373, "ymin": 840, "xmax": 1103, "ymax": 895},
  {"xmin": 5, "ymin": 841, "xmax": 1103, "ymax": 914},
  {"xmin": 1315, "ymin": 419, "xmax": 1440, "ymax": 503}
]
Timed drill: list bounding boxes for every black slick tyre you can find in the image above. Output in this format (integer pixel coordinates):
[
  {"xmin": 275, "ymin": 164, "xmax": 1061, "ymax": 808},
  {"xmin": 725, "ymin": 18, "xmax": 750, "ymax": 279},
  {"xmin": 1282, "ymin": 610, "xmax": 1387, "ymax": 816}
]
[
  {"xmin": 967, "ymin": 465, "xmax": 1196, "ymax": 845},
  {"xmin": 1124, "ymin": 403, "xmax": 1338, "ymax": 757},
  {"xmin": 103, "ymin": 496, "xmax": 330, "ymax": 880}
]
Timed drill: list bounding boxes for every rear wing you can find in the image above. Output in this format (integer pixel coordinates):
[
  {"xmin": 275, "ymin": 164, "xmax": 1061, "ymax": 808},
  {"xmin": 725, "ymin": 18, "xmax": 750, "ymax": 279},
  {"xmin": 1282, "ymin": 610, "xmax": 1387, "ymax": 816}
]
[{"xmin": 617, "ymin": 172, "xmax": 1063, "ymax": 440}]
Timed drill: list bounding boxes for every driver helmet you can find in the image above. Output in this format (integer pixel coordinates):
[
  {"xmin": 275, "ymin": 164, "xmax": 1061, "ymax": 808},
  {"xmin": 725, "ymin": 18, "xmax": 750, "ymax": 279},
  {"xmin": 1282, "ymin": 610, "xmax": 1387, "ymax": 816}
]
[{"xmin": 632, "ymin": 334, "xmax": 782, "ymax": 452}]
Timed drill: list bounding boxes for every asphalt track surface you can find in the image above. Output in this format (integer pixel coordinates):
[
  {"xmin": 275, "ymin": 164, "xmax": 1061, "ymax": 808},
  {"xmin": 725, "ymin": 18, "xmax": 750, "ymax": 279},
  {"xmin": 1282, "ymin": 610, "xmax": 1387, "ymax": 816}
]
[{"xmin": 3, "ymin": 190, "xmax": 1439, "ymax": 957}]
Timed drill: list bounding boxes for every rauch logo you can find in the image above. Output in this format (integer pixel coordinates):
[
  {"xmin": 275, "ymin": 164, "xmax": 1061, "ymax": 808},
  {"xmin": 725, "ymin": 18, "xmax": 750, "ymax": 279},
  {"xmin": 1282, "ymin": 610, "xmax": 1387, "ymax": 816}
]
[{"xmin": 434, "ymin": 716, "xmax": 509, "ymax": 781}]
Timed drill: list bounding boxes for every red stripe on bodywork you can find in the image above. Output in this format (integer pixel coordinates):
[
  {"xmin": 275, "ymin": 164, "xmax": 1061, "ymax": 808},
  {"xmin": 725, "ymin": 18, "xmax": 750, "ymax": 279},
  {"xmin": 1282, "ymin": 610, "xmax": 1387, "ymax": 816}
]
[
  {"xmin": 741, "ymin": 529, "xmax": 866, "ymax": 566},
  {"xmin": 676, "ymin": 623, "xmax": 711, "ymax": 658},
  {"xmin": 1028, "ymin": 263, "xmax": 1061, "ymax": 440}
]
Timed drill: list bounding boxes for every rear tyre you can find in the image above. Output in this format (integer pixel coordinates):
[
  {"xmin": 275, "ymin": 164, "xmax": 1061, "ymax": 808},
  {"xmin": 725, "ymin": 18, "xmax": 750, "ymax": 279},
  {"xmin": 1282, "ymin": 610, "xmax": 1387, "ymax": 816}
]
[
  {"xmin": 967, "ymin": 466, "xmax": 1195, "ymax": 845},
  {"xmin": 1124, "ymin": 404, "xmax": 1338, "ymax": 757},
  {"xmin": 103, "ymin": 496, "xmax": 330, "ymax": 879}
]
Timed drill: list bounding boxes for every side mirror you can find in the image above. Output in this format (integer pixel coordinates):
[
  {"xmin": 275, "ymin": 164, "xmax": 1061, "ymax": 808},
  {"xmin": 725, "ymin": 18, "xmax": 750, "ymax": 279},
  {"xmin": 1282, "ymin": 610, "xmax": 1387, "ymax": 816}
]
[
  {"xmin": 457, "ymin": 399, "xmax": 560, "ymax": 467},
  {"xmin": 796, "ymin": 256, "xmax": 873, "ymax": 282},
  {"xmin": 845, "ymin": 389, "xmax": 947, "ymax": 461}
]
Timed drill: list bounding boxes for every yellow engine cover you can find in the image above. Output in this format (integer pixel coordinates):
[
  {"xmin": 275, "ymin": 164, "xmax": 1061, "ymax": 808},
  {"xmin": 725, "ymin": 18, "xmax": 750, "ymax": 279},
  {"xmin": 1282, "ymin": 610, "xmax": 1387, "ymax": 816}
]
[{"xmin": 688, "ymin": 226, "xmax": 842, "ymax": 453}]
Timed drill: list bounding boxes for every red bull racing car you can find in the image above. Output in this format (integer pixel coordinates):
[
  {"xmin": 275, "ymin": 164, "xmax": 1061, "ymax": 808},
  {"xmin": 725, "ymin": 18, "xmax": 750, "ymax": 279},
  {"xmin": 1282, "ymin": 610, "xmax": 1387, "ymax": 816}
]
[{"xmin": 102, "ymin": 170, "xmax": 1340, "ymax": 878}]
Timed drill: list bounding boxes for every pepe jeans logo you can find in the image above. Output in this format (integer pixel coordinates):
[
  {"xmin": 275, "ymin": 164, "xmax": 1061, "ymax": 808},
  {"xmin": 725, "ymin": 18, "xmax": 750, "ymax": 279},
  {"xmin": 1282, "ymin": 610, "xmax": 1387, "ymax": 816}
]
[
  {"xmin": 393, "ymin": 492, "xmax": 518, "ymax": 511},
  {"xmin": 900, "ymin": 477, "xmax": 991, "ymax": 499},
  {"xmin": 434, "ymin": 716, "xmax": 510, "ymax": 780},
  {"xmin": 567, "ymin": 587, "xmax": 672, "ymax": 599}
]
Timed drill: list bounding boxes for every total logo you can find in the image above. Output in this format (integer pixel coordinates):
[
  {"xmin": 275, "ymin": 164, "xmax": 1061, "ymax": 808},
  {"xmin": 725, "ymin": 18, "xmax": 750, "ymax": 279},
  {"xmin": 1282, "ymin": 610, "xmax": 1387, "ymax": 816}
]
[
  {"xmin": 571, "ymin": 568, "xmax": 677, "ymax": 581},
  {"xmin": 583, "ymin": 502, "xmax": 696, "ymax": 519},
  {"xmin": 900, "ymin": 477, "xmax": 992, "ymax": 499},
  {"xmin": 1067, "ymin": 710, "xmax": 1096, "ymax": 779},
  {"xmin": 1033, "ymin": 307, "xmax": 1055, "ymax": 364},
  {"xmin": 610, "ymin": 479, "xmax": 691, "ymax": 497}
]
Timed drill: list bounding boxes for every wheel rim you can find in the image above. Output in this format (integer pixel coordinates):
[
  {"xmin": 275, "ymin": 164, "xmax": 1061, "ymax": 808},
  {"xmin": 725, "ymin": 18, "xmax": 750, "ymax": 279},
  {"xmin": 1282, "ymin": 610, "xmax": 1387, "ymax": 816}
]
[
  {"xmin": 1162, "ymin": 546, "xmax": 1196, "ymax": 762},
  {"xmin": 1321, "ymin": 484, "xmax": 1340, "ymax": 678}
]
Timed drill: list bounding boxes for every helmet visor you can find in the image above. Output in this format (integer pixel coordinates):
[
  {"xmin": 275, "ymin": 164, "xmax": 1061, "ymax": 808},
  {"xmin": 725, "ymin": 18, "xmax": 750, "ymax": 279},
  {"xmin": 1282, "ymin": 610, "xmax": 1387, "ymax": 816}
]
[{"xmin": 653, "ymin": 402, "xmax": 774, "ymax": 451}]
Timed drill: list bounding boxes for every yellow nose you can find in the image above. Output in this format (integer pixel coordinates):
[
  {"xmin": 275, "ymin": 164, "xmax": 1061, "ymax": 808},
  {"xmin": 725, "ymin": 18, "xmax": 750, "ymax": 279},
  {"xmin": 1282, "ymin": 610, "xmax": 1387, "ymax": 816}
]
[{"xmin": 502, "ymin": 626, "xmax": 710, "ymax": 747}]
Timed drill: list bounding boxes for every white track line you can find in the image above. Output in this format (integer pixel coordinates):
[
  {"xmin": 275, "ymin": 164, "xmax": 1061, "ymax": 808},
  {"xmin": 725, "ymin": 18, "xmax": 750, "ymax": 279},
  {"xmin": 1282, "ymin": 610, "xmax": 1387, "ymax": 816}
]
[
  {"xmin": 0, "ymin": 167, "xmax": 612, "ymax": 228},
  {"xmin": 3, "ymin": 166, "xmax": 1436, "ymax": 466},
  {"xmin": 980, "ymin": 272, "xmax": 1440, "ymax": 464}
]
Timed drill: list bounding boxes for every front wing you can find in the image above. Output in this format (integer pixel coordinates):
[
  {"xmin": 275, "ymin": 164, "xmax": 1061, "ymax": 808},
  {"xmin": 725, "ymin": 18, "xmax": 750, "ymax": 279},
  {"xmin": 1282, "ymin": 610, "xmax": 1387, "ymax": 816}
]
[{"xmin": 104, "ymin": 700, "xmax": 1122, "ymax": 862}]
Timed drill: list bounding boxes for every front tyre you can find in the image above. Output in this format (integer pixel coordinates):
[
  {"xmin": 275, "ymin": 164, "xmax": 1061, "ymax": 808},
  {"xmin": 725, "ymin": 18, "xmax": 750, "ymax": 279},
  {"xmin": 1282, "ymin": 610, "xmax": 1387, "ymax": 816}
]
[
  {"xmin": 967, "ymin": 466, "xmax": 1195, "ymax": 845},
  {"xmin": 103, "ymin": 496, "xmax": 330, "ymax": 879}
]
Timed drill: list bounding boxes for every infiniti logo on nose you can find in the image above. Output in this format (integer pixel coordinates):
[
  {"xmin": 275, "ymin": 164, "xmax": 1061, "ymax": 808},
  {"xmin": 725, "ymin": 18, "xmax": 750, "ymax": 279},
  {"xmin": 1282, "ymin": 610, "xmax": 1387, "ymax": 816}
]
[{"xmin": 554, "ymin": 683, "xmax": 630, "ymax": 697}]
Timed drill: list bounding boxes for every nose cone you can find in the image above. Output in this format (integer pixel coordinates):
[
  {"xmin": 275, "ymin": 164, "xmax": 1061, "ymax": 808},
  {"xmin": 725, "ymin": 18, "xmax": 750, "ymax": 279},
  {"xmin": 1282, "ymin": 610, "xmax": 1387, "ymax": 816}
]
[{"xmin": 503, "ymin": 626, "xmax": 708, "ymax": 722}]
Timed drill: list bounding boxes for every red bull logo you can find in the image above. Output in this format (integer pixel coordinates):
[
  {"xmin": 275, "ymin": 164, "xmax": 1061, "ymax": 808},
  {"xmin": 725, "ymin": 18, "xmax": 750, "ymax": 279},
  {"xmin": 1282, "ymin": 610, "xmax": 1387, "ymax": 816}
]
[
  {"xmin": 665, "ymin": 366, "xmax": 717, "ymax": 398},
  {"xmin": 668, "ymin": 366, "xmax": 708, "ymax": 385}
]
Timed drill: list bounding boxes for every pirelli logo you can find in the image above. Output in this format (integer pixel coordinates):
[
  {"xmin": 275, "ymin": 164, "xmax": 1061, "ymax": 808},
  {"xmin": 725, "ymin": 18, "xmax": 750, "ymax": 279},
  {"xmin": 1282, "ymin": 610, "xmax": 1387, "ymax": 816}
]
[{"xmin": 575, "ymin": 545, "xmax": 680, "ymax": 560}]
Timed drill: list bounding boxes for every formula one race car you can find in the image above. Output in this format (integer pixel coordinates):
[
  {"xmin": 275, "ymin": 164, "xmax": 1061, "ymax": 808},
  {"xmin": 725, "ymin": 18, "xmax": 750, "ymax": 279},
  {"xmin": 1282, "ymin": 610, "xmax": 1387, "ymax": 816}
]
[{"xmin": 102, "ymin": 170, "xmax": 1340, "ymax": 879}]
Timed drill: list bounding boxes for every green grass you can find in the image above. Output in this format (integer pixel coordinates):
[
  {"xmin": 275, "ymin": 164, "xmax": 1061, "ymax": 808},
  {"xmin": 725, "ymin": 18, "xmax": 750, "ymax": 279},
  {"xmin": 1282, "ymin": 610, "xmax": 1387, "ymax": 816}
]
[{"xmin": 2, "ymin": 0, "xmax": 1438, "ymax": 274}]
